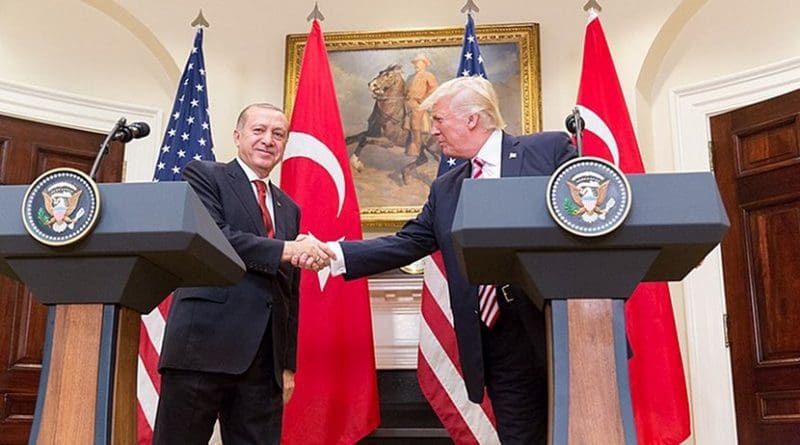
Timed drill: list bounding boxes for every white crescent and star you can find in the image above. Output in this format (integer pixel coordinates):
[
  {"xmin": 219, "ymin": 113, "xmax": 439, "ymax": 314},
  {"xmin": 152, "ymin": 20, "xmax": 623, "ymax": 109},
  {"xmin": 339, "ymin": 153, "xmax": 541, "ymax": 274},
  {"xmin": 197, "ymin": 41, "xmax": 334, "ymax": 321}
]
[
  {"xmin": 283, "ymin": 131, "xmax": 345, "ymax": 218},
  {"xmin": 284, "ymin": 131, "xmax": 348, "ymax": 292},
  {"xmin": 577, "ymin": 104, "xmax": 620, "ymax": 166}
]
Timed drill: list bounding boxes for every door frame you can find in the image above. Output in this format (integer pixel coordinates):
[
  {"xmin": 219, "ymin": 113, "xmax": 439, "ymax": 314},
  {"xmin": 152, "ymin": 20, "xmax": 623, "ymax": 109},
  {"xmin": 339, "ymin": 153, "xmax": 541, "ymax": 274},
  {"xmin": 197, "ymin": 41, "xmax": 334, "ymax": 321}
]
[
  {"xmin": 0, "ymin": 77, "xmax": 162, "ymax": 182},
  {"xmin": 671, "ymin": 56, "xmax": 800, "ymax": 444}
]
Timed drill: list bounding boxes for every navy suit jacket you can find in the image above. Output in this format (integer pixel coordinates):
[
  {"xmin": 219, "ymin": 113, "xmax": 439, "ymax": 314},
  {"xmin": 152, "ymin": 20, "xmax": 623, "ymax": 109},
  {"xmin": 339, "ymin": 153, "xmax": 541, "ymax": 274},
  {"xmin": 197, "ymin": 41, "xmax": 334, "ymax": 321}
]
[
  {"xmin": 341, "ymin": 131, "xmax": 576, "ymax": 402},
  {"xmin": 159, "ymin": 160, "xmax": 300, "ymax": 386}
]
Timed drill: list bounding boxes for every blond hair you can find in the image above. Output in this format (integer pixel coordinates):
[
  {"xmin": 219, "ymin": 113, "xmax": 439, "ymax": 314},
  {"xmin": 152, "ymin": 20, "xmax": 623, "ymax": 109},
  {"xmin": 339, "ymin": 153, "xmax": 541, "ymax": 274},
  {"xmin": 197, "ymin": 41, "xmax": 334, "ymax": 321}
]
[{"xmin": 420, "ymin": 76, "xmax": 506, "ymax": 130}]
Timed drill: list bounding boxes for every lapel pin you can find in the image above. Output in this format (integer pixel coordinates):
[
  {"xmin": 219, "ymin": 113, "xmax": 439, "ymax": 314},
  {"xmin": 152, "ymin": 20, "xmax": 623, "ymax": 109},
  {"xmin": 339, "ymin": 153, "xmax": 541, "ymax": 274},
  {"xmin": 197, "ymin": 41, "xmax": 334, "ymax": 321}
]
[{"xmin": 509, "ymin": 152, "xmax": 517, "ymax": 159}]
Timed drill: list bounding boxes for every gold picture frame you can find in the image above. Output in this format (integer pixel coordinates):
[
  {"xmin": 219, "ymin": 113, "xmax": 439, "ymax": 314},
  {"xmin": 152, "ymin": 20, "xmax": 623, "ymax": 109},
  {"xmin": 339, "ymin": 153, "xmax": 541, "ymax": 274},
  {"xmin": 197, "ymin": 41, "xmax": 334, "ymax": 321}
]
[{"xmin": 284, "ymin": 23, "xmax": 541, "ymax": 230}]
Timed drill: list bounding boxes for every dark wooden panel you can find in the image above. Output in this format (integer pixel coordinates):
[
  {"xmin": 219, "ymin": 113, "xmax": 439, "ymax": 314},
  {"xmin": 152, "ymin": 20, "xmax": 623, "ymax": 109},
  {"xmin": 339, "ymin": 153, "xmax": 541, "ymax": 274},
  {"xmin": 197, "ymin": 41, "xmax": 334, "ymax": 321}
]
[
  {"xmin": 1, "ymin": 394, "xmax": 36, "ymax": 422},
  {"xmin": 735, "ymin": 115, "xmax": 799, "ymax": 175},
  {"xmin": 746, "ymin": 203, "xmax": 800, "ymax": 363},
  {"xmin": 759, "ymin": 391, "xmax": 800, "ymax": 422},
  {"xmin": 33, "ymin": 143, "xmax": 97, "ymax": 176}
]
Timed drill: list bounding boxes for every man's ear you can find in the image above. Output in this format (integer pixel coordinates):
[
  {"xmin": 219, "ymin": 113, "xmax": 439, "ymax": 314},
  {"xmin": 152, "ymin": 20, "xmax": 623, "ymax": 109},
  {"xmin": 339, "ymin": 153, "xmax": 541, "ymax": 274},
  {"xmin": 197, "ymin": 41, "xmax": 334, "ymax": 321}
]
[
  {"xmin": 466, "ymin": 113, "xmax": 479, "ymax": 130},
  {"xmin": 233, "ymin": 129, "xmax": 241, "ymax": 146}
]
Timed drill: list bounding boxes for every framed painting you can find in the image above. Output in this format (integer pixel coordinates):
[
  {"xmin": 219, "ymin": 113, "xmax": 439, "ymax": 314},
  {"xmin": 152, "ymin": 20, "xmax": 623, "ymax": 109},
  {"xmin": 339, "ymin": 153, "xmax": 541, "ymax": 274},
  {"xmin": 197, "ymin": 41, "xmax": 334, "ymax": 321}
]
[{"xmin": 284, "ymin": 23, "xmax": 541, "ymax": 230}]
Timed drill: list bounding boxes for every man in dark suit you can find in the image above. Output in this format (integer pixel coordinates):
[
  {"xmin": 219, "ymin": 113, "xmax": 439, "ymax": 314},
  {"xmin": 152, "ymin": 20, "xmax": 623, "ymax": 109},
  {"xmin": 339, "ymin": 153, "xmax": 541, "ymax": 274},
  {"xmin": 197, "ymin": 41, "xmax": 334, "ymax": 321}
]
[
  {"xmin": 154, "ymin": 103, "xmax": 333, "ymax": 445},
  {"xmin": 315, "ymin": 77, "xmax": 576, "ymax": 443}
]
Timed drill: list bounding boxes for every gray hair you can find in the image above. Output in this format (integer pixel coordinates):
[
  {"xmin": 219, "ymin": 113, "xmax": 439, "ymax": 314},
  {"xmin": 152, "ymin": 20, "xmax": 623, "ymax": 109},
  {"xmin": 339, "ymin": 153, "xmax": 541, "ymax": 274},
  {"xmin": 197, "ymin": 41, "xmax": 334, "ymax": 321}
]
[
  {"xmin": 236, "ymin": 103, "xmax": 285, "ymax": 129},
  {"xmin": 420, "ymin": 76, "xmax": 506, "ymax": 130}
]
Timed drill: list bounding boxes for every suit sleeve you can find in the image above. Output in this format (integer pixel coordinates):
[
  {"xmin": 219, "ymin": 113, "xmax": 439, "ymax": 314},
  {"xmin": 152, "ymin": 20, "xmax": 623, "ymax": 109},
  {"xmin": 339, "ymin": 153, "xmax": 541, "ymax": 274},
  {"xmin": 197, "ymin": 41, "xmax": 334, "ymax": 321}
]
[
  {"xmin": 341, "ymin": 184, "xmax": 440, "ymax": 279},
  {"xmin": 182, "ymin": 161, "xmax": 285, "ymax": 275}
]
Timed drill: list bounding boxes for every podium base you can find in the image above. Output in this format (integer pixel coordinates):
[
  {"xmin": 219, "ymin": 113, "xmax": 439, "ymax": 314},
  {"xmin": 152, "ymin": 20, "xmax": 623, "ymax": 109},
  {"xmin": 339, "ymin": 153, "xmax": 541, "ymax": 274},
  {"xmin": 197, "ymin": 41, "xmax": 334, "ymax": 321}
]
[
  {"xmin": 30, "ymin": 304, "xmax": 139, "ymax": 445},
  {"xmin": 548, "ymin": 299, "xmax": 637, "ymax": 445}
]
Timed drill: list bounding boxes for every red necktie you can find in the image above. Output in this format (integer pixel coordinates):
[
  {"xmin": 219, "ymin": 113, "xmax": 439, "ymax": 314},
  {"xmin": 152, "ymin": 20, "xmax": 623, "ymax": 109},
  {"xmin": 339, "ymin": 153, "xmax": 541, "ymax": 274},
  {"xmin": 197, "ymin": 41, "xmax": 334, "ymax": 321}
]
[
  {"xmin": 252, "ymin": 180, "xmax": 275, "ymax": 238},
  {"xmin": 472, "ymin": 158, "xmax": 499, "ymax": 328}
]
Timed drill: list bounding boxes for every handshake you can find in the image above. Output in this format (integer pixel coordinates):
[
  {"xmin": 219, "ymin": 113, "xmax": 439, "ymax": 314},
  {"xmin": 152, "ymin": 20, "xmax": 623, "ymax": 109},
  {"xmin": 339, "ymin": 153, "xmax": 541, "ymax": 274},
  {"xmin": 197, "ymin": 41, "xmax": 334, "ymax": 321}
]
[{"xmin": 282, "ymin": 233, "xmax": 337, "ymax": 271}]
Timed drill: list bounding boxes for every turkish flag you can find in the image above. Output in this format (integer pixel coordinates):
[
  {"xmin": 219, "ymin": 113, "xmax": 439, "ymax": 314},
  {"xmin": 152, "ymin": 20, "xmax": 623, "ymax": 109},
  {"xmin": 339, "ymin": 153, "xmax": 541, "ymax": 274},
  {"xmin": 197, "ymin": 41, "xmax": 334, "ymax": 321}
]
[
  {"xmin": 280, "ymin": 20, "xmax": 380, "ymax": 444},
  {"xmin": 577, "ymin": 11, "xmax": 691, "ymax": 444}
]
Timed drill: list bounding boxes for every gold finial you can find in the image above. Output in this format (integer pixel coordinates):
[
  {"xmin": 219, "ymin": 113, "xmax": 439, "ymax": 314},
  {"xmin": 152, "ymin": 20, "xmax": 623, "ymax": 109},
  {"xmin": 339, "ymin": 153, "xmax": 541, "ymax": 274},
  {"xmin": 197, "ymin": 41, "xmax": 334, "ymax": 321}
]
[
  {"xmin": 307, "ymin": 2, "xmax": 325, "ymax": 22},
  {"xmin": 191, "ymin": 9, "xmax": 210, "ymax": 28}
]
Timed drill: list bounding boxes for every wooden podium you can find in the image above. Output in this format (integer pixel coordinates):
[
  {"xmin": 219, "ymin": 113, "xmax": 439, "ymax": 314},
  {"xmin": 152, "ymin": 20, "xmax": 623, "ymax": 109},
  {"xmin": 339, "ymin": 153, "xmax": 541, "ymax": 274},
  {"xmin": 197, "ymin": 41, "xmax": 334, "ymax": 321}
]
[
  {"xmin": 451, "ymin": 172, "xmax": 729, "ymax": 444},
  {"xmin": 0, "ymin": 182, "xmax": 244, "ymax": 445}
]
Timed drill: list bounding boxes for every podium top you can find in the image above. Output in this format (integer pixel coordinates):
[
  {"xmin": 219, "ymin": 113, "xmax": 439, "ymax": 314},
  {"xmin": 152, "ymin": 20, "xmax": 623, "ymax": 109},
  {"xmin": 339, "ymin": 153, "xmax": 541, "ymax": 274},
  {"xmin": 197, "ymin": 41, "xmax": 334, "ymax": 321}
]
[
  {"xmin": 0, "ymin": 182, "xmax": 244, "ymax": 288},
  {"xmin": 451, "ymin": 172, "xmax": 729, "ymax": 298}
]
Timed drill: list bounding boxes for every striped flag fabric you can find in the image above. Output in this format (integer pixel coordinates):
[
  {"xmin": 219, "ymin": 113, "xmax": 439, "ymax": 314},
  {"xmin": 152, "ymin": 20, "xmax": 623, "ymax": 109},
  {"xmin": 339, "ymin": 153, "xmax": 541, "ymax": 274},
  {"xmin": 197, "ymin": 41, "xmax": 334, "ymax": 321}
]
[
  {"xmin": 576, "ymin": 9, "xmax": 691, "ymax": 444},
  {"xmin": 137, "ymin": 27, "xmax": 215, "ymax": 444},
  {"xmin": 417, "ymin": 13, "xmax": 500, "ymax": 444}
]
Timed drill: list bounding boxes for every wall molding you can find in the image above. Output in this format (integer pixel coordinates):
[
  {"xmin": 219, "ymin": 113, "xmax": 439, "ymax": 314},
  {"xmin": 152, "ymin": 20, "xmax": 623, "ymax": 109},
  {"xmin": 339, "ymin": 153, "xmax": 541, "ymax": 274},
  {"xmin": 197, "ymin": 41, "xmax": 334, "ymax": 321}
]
[
  {"xmin": 0, "ymin": 77, "xmax": 162, "ymax": 182},
  {"xmin": 670, "ymin": 55, "xmax": 800, "ymax": 444}
]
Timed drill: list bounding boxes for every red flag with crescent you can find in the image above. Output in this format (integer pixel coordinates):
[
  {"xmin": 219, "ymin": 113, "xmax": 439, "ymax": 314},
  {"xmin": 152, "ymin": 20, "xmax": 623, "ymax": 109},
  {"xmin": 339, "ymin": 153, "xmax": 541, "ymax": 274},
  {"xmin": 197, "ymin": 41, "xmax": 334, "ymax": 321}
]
[
  {"xmin": 577, "ymin": 10, "xmax": 691, "ymax": 444},
  {"xmin": 280, "ymin": 19, "xmax": 380, "ymax": 444}
]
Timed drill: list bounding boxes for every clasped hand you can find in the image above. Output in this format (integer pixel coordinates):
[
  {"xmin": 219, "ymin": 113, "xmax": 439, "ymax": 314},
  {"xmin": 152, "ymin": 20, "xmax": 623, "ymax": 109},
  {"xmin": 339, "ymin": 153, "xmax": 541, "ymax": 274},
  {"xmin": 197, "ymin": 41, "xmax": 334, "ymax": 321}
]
[{"xmin": 283, "ymin": 233, "xmax": 335, "ymax": 271}]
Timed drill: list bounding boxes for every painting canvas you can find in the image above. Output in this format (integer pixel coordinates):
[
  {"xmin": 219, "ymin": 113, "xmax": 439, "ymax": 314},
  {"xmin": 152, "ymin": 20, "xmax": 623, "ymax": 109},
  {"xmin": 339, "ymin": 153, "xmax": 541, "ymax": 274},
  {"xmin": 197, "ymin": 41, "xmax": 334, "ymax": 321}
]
[{"xmin": 284, "ymin": 23, "xmax": 541, "ymax": 229}]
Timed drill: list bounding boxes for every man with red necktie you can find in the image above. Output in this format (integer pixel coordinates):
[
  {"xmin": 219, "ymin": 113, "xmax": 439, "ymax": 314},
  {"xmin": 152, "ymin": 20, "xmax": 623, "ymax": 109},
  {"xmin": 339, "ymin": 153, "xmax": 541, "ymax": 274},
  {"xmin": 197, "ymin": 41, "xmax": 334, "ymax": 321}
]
[
  {"xmin": 312, "ymin": 76, "xmax": 576, "ymax": 443},
  {"xmin": 154, "ymin": 103, "xmax": 333, "ymax": 445}
]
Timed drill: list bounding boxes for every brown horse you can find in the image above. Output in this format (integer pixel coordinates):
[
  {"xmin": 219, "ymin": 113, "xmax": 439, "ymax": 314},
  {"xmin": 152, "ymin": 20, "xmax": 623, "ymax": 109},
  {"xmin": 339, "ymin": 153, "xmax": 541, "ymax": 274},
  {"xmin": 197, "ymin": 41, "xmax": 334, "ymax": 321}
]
[{"xmin": 345, "ymin": 64, "xmax": 438, "ymax": 184}]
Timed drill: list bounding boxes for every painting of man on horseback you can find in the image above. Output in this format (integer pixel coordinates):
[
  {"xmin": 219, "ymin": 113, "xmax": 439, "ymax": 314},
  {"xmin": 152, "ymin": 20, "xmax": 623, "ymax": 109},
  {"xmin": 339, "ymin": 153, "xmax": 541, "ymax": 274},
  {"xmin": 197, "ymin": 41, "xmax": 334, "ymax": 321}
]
[{"xmin": 345, "ymin": 60, "xmax": 440, "ymax": 185}]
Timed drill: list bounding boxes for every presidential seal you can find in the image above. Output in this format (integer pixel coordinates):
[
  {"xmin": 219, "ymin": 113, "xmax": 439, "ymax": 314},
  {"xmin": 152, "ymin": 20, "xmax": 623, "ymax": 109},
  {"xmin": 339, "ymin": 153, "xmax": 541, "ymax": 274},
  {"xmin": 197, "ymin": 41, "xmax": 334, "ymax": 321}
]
[
  {"xmin": 546, "ymin": 157, "xmax": 631, "ymax": 237},
  {"xmin": 21, "ymin": 168, "xmax": 101, "ymax": 246}
]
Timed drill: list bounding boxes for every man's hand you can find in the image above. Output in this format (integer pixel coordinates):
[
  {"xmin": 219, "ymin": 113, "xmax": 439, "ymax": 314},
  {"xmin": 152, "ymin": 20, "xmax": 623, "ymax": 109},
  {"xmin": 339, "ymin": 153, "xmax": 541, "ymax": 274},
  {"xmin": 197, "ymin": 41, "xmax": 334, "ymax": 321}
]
[
  {"xmin": 282, "ymin": 233, "xmax": 335, "ymax": 271},
  {"xmin": 282, "ymin": 369, "xmax": 295, "ymax": 405}
]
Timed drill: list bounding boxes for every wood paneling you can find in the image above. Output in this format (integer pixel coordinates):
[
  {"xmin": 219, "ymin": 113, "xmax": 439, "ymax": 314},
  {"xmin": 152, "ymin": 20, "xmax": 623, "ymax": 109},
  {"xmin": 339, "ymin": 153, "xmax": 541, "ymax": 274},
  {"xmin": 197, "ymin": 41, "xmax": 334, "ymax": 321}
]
[{"xmin": 711, "ymin": 87, "xmax": 800, "ymax": 444}]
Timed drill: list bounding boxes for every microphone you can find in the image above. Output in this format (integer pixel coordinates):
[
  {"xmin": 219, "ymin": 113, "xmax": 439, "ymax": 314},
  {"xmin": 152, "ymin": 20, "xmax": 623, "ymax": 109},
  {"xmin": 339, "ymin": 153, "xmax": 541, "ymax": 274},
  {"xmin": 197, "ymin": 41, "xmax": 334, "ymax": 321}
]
[
  {"xmin": 565, "ymin": 113, "xmax": 585, "ymax": 135},
  {"xmin": 565, "ymin": 107, "xmax": 585, "ymax": 157},
  {"xmin": 112, "ymin": 121, "xmax": 150, "ymax": 143},
  {"xmin": 90, "ymin": 118, "xmax": 150, "ymax": 180}
]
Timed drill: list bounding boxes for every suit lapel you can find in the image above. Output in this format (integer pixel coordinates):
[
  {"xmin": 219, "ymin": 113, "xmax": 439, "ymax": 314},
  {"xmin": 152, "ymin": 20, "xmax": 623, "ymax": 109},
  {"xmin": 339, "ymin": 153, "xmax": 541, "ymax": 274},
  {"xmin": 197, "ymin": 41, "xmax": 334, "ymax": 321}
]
[
  {"xmin": 500, "ymin": 131, "xmax": 524, "ymax": 178},
  {"xmin": 225, "ymin": 160, "xmax": 266, "ymax": 236},
  {"xmin": 269, "ymin": 182, "xmax": 289, "ymax": 240}
]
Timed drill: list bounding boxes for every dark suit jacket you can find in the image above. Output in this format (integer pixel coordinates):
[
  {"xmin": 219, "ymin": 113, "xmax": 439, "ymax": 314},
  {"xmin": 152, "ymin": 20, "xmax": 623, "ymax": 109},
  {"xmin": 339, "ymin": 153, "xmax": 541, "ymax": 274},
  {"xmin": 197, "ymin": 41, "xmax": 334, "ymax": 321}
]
[
  {"xmin": 341, "ymin": 131, "xmax": 576, "ymax": 402},
  {"xmin": 159, "ymin": 159, "xmax": 300, "ymax": 386}
]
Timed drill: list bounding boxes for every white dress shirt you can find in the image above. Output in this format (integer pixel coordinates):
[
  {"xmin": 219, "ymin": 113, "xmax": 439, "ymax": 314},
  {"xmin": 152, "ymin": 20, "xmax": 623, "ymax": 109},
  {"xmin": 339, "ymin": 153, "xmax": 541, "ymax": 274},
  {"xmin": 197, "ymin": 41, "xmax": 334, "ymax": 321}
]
[{"xmin": 236, "ymin": 157, "xmax": 276, "ymax": 224}]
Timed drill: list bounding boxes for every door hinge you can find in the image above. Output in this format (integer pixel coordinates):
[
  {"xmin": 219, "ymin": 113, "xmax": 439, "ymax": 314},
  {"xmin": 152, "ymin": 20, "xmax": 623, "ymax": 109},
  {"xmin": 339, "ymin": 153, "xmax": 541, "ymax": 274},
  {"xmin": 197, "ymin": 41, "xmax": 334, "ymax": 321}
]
[
  {"xmin": 708, "ymin": 140, "xmax": 715, "ymax": 173},
  {"xmin": 723, "ymin": 313, "xmax": 730, "ymax": 348}
]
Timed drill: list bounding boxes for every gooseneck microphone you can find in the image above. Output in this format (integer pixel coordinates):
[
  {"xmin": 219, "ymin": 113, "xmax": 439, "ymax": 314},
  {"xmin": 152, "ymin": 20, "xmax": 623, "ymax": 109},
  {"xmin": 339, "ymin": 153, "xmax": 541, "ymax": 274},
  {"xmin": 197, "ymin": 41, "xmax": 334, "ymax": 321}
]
[
  {"xmin": 565, "ymin": 107, "xmax": 585, "ymax": 157},
  {"xmin": 112, "ymin": 121, "xmax": 150, "ymax": 143},
  {"xmin": 90, "ymin": 117, "xmax": 151, "ymax": 180}
]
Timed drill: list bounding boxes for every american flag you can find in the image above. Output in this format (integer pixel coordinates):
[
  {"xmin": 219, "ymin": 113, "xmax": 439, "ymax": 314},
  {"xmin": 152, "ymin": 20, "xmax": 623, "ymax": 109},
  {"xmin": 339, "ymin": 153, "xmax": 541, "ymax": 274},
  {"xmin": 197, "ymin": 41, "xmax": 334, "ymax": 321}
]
[
  {"xmin": 417, "ymin": 13, "xmax": 499, "ymax": 444},
  {"xmin": 437, "ymin": 14, "xmax": 487, "ymax": 177},
  {"xmin": 137, "ymin": 27, "xmax": 214, "ymax": 444}
]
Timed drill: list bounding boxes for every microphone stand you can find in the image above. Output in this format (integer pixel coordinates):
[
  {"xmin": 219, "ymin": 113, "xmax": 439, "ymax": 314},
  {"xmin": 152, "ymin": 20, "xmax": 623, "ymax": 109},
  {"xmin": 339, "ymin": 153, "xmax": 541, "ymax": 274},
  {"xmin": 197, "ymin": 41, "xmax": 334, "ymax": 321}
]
[
  {"xmin": 90, "ymin": 117, "xmax": 126, "ymax": 181},
  {"xmin": 571, "ymin": 107, "xmax": 584, "ymax": 157}
]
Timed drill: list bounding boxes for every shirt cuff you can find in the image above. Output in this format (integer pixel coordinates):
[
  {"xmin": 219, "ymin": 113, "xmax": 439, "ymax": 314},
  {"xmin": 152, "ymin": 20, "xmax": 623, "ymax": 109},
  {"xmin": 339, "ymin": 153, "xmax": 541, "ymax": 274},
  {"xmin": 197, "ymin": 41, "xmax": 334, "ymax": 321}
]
[{"xmin": 328, "ymin": 242, "xmax": 346, "ymax": 276}]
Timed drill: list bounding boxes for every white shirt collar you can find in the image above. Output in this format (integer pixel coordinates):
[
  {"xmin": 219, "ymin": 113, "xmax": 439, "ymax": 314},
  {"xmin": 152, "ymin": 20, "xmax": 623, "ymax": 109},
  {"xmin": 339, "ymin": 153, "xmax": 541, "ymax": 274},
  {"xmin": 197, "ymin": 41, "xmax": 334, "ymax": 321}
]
[
  {"xmin": 236, "ymin": 157, "xmax": 270, "ymax": 184},
  {"xmin": 472, "ymin": 130, "xmax": 503, "ymax": 177}
]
